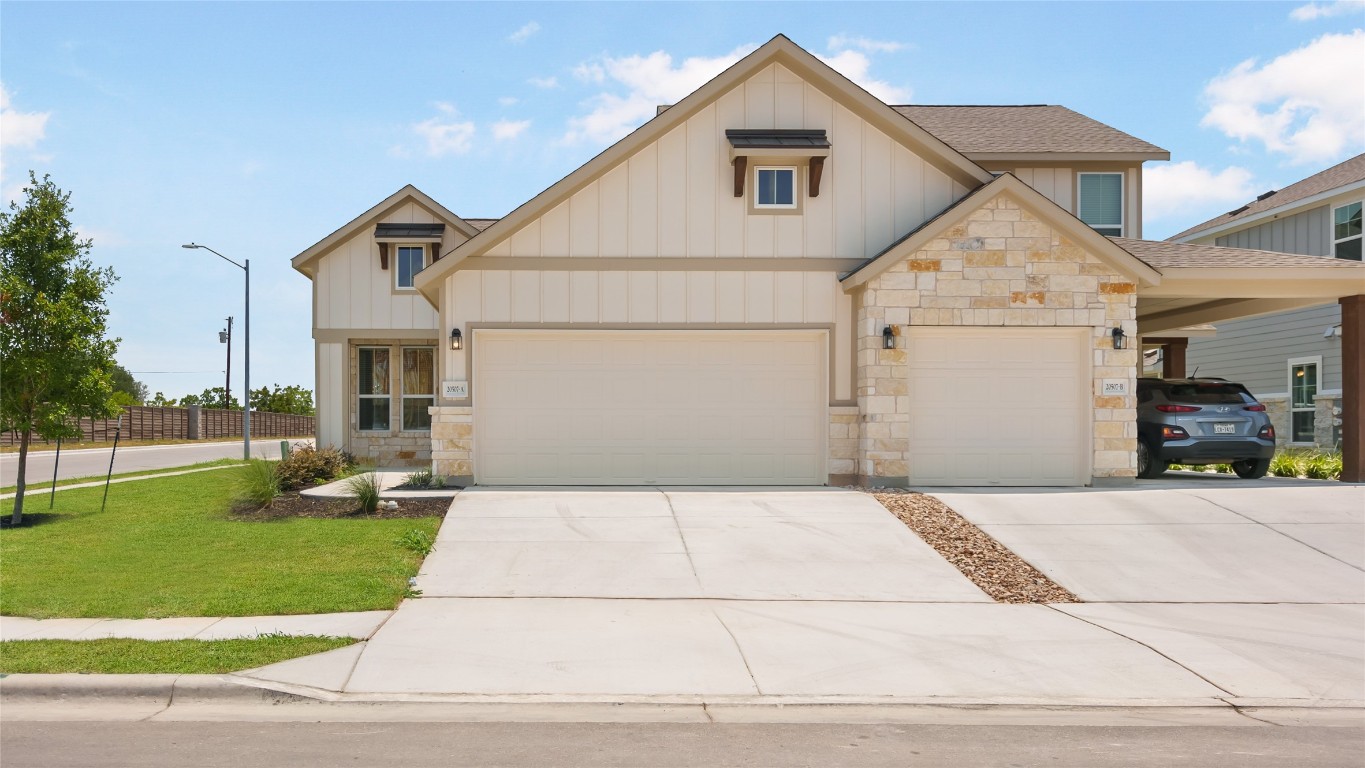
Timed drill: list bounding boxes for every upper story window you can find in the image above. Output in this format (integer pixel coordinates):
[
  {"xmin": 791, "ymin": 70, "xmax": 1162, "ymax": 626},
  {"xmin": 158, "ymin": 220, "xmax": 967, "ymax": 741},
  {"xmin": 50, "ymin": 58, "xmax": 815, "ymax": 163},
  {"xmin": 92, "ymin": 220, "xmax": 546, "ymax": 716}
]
[
  {"xmin": 1334, "ymin": 201, "xmax": 1362, "ymax": 261},
  {"xmin": 755, "ymin": 167, "xmax": 797, "ymax": 209},
  {"xmin": 1078, "ymin": 172, "xmax": 1124, "ymax": 237},
  {"xmin": 395, "ymin": 245, "xmax": 426, "ymax": 290}
]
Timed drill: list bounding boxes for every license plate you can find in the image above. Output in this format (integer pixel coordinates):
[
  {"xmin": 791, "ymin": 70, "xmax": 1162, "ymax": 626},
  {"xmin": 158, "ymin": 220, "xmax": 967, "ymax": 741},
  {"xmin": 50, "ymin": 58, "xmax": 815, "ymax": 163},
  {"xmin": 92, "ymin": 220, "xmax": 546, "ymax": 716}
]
[{"xmin": 1213, "ymin": 423, "xmax": 1237, "ymax": 434}]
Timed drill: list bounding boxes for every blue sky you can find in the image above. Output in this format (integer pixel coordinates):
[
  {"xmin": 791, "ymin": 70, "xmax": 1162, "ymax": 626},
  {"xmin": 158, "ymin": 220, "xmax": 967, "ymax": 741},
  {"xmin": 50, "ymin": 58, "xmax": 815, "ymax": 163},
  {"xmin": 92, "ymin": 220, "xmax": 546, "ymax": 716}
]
[{"xmin": 3, "ymin": 1, "xmax": 1362, "ymax": 399}]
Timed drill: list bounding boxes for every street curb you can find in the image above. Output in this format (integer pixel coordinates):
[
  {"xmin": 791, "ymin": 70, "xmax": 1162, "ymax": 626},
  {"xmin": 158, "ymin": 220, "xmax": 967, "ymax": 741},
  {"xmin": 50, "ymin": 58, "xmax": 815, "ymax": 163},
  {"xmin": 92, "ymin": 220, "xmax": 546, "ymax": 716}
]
[{"xmin": 0, "ymin": 674, "xmax": 312, "ymax": 704}]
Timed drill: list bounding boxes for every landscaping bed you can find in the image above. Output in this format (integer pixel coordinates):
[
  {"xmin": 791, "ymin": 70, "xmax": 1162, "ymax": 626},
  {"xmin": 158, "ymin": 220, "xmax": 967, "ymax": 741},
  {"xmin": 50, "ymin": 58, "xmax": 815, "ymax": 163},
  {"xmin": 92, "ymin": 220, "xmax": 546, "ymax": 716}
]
[
  {"xmin": 867, "ymin": 489, "xmax": 1080, "ymax": 604},
  {"xmin": 234, "ymin": 491, "xmax": 452, "ymax": 520}
]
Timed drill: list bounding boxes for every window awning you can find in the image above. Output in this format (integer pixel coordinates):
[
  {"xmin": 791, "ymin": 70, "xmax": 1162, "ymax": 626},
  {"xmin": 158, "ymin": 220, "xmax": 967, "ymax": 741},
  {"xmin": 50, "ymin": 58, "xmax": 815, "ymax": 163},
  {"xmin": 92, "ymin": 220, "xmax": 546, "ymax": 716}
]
[
  {"xmin": 374, "ymin": 223, "xmax": 445, "ymax": 241},
  {"xmin": 725, "ymin": 130, "xmax": 830, "ymax": 198}
]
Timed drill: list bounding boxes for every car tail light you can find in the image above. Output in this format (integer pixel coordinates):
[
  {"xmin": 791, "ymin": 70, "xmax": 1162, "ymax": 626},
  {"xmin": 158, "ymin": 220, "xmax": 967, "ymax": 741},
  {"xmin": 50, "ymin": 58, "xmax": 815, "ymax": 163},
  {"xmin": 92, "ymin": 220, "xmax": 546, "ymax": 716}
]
[
  {"xmin": 1161, "ymin": 426, "xmax": 1189, "ymax": 440},
  {"xmin": 1244, "ymin": 404, "xmax": 1266, "ymax": 412},
  {"xmin": 1156, "ymin": 404, "xmax": 1202, "ymax": 413},
  {"xmin": 1258, "ymin": 425, "xmax": 1275, "ymax": 440}
]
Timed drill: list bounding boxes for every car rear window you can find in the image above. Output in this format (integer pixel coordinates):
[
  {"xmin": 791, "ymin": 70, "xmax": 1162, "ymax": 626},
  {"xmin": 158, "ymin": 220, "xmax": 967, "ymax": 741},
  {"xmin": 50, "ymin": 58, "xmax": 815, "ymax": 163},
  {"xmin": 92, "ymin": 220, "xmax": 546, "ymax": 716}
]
[{"xmin": 1163, "ymin": 383, "xmax": 1253, "ymax": 404}]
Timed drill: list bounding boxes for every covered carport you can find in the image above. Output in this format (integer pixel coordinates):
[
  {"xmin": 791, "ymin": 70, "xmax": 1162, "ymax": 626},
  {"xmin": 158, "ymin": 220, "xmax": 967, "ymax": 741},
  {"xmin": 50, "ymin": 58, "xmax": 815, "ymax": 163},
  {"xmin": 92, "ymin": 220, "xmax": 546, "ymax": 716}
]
[{"xmin": 1118, "ymin": 239, "xmax": 1365, "ymax": 482}]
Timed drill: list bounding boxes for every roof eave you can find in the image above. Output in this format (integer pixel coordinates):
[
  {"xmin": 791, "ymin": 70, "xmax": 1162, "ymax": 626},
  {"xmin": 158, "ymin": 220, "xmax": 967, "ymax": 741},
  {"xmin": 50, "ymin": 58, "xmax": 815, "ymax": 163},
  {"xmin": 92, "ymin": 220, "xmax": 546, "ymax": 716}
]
[
  {"xmin": 1169, "ymin": 177, "xmax": 1365, "ymax": 243},
  {"xmin": 967, "ymin": 150, "xmax": 1170, "ymax": 163}
]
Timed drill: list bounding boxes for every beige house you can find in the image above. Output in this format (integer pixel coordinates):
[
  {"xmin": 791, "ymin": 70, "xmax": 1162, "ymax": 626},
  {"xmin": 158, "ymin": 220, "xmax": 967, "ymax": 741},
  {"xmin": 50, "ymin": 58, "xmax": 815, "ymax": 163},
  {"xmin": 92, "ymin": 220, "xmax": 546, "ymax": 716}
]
[{"xmin": 292, "ymin": 35, "xmax": 1365, "ymax": 487}]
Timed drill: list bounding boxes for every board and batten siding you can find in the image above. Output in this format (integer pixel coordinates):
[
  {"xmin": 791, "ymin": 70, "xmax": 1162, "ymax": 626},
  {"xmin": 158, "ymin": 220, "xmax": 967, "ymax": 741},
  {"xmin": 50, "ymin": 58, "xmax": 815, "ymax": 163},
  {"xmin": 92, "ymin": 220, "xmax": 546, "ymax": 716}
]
[
  {"xmin": 1183, "ymin": 304, "xmax": 1343, "ymax": 395},
  {"xmin": 1214, "ymin": 205, "xmax": 1330, "ymax": 256},
  {"xmin": 442, "ymin": 269, "xmax": 856, "ymax": 403},
  {"xmin": 313, "ymin": 202, "xmax": 454, "ymax": 331},
  {"xmin": 995, "ymin": 165, "xmax": 1142, "ymax": 239},
  {"xmin": 315, "ymin": 342, "xmax": 345, "ymax": 449},
  {"xmin": 481, "ymin": 63, "xmax": 968, "ymax": 263}
]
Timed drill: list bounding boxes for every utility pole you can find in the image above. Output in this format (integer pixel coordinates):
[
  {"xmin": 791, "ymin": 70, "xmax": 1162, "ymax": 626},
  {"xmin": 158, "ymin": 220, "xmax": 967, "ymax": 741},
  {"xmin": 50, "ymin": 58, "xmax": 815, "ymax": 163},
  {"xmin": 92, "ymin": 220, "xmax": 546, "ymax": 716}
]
[{"xmin": 219, "ymin": 317, "xmax": 233, "ymax": 409}]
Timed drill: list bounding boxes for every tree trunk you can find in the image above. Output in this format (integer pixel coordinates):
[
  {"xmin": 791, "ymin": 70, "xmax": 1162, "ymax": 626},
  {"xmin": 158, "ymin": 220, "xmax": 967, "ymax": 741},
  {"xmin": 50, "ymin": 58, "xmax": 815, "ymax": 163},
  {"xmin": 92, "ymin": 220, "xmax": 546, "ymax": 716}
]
[{"xmin": 12, "ymin": 428, "xmax": 29, "ymax": 525}]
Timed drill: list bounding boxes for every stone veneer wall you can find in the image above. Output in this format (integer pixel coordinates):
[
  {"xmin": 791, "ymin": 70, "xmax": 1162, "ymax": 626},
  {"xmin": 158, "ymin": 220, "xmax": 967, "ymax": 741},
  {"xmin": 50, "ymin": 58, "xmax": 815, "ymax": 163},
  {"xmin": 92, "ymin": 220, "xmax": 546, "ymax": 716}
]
[
  {"xmin": 855, "ymin": 193, "xmax": 1139, "ymax": 485},
  {"xmin": 1262, "ymin": 394, "xmax": 1344, "ymax": 451},
  {"xmin": 828, "ymin": 405, "xmax": 860, "ymax": 484},
  {"xmin": 430, "ymin": 406, "xmax": 474, "ymax": 484}
]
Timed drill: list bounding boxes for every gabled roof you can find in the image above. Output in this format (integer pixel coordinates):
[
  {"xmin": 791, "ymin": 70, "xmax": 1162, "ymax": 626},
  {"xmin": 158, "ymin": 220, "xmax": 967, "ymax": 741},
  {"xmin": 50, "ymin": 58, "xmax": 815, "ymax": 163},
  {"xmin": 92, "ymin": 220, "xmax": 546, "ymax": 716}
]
[
  {"xmin": 1168, "ymin": 153, "xmax": 1365, "ymax": 242},
  {"xmin": 290, "ymin": 185, "xmax": 481, "ymax": 278},
  {"xmin": 841, "ymin": 173, "xmax": 1162, "ymax": 289},
  {"xmin": 892, "ymin": 105, "xmax": 1170, "ymax": 161},
  {"xmin": 1114, "ymin": 237, "xmax": 1365, "ymax": 270},
  {"xmin": 412, "ymin": 34, "xmax": 995, "ymax": 303}
]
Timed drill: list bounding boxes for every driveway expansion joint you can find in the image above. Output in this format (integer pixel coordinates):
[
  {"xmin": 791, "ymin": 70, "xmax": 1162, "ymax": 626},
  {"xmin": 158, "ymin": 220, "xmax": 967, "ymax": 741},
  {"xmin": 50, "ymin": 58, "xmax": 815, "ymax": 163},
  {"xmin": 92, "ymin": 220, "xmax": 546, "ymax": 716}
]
[{"xmin": 1183, "ymin": 490, "xmax": 1365, "ymax": 573}]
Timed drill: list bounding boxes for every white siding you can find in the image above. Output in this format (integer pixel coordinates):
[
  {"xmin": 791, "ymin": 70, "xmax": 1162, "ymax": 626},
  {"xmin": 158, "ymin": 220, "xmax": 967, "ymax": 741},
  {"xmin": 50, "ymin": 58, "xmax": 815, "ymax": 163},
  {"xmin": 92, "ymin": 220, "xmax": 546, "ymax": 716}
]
[
  {"xmin": 316, "ymin": 342, "xmax": 345, "ymax": 449},
  {"xmin": 476, "ymin": 63, "xmax": 963, "ymax": 262},
  {"xmin": 445, "ymin": 269, "xmax": 854, "ymax": 402}
]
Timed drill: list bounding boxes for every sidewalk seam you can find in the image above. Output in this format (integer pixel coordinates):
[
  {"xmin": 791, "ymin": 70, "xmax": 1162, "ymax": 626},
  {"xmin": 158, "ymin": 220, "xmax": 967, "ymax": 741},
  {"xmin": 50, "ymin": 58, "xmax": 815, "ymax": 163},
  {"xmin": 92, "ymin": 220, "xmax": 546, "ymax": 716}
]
[
  {"xmin": 710, "ymin": 608, "xmax": 764, "ymax": 696},
  {"xmin": 658, "ymin": 489, "xmax": 704, "ymax": 592}
]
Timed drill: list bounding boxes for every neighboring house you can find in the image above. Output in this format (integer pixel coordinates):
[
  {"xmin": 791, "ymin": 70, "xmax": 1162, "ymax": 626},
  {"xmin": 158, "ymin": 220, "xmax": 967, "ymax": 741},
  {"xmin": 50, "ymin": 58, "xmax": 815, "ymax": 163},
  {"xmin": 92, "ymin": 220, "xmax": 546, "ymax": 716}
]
[
  {"xmin": 1168, "ymin": 154, "xmax": 1365, "ymax": 451},
  {"xmin": 292, "ymin": 35, "xmax": 1365, "ymax": 487}
]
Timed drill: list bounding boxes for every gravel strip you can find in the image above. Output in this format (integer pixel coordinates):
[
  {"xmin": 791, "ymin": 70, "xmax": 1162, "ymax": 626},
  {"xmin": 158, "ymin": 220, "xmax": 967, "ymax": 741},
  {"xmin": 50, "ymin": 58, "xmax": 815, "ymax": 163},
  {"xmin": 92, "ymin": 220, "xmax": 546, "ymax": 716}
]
[{"xmin": 864, "ymin": 488, "xmax": 1080, "ymax": 604}]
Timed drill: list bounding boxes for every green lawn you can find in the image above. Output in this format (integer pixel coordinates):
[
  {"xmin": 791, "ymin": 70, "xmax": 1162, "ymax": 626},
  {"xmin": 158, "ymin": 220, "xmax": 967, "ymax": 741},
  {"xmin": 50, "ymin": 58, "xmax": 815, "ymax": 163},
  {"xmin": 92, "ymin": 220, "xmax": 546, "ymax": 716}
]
[
  {"xmin": 0, "ymin": 471, "xmax": 441, "ymax": 618},
  {"xmin": 0, "ymin": 636, "xmax": 357, "ymax": 674}
]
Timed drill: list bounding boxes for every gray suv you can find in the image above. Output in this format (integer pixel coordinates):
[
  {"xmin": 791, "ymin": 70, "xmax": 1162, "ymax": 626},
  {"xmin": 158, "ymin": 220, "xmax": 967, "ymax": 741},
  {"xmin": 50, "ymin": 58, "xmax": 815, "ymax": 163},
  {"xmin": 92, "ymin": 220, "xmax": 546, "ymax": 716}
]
[{"xmin": 1136, "ymin": 378, "xmax": 1276, "ymax": 479}]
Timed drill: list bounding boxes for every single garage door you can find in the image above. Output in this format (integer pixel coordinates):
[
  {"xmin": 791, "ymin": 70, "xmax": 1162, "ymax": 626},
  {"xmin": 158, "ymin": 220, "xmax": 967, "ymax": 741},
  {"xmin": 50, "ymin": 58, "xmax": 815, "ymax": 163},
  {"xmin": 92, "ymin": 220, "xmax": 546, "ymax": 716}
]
[
  {"xmin": 906, "ymin": 328, "xmax": 1090, "ymax": 486},
  {"xmin": 474, "ymin": 330, "xmax": 827, "ymax": 485}
]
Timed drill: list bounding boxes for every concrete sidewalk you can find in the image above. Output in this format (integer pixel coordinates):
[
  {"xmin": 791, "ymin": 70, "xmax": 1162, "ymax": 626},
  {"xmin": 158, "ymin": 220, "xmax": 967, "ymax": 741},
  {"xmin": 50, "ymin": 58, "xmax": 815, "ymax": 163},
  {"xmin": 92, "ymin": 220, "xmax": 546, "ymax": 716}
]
[
  {"xmin": 0, "ymin": 611, "xmax": 392, "ymax": 641},
  {"xmin": 300, "ymin": 470, "xmax": 461, "ymax": 500}
]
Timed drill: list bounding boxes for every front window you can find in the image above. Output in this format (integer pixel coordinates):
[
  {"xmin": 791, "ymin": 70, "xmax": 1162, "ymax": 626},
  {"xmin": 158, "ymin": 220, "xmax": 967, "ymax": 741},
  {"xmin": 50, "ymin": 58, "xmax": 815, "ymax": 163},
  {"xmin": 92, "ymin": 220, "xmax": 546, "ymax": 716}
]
[
  {"xmin": 1334, "ymin": 201, "xmax": 1362, "ymax": 261},
  {"xmin": 1078, "ymin": 172, "xmax": 1124, "ymax": 237},
  {"xmin": 395, "ymin": 245, "xmax": 426, "ymax": 289},
  {"xmin": 755, "ymin": 167, "xmax": 797, "ymax": 209},
  {"xmin": 401, "ymin": 347, "xmax": 434, "ymax": 431},
  {"xmin": 1289, "ymin": 358, "xmax": 1319, "ymax": 444},
  {"xmin": 358, "ymin": 347, "xmax": 390, "ymax": 431}
]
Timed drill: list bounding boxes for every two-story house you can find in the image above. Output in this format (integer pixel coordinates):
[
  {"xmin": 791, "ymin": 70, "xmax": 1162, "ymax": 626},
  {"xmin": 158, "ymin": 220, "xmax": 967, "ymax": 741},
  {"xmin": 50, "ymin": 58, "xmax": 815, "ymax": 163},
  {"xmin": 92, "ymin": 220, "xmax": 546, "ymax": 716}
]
[
  {"xmin": 1168, "ymin": 154, "xmax": 1364, "ymax": 451},
  {"xmin": 291, "ymin": 35, "xmax": 1365, "ymax": 487}
]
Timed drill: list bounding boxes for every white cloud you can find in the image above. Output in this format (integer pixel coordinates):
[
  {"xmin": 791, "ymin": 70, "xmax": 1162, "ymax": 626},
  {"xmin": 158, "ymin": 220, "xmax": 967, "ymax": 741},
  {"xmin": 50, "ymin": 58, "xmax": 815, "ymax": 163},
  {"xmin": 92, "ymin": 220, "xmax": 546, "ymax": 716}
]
[
  {"xmin": 562, "ymin": 45, "xmax": 754, "ymax": 145},
  {"xmin": 1201, "ymin": 30, "xmax": 1365, "ymax": 164},
  {"xmin": 508, "ymin": 21, "xmax": 540, "ymax": 43},
  {"xmin": 413, "ymin": 105, "xmax": 476, "ymax": 157},
  {"xmin": 528, "ymin": 76, "xmax": 559, "ymax": 89},
  {"xmin": 492, "ymin": 119, "xmax": 530, "ymax": 141},
  {"xmin": 498, "ymin": 96, "xmax": 519, "ymax": 107},
  {"xmin": 1290, "ymin": 1, "xmax": 1365, "ymax": 20},
  {"xmin": 1142, "ymin": 162, "xmax": 1259, "ymax": 221},
  {"xmin": 828, "ymin": 35, "xmax": 905, "ymax": 54},
  {"xmin": 0, "ymin": 84, "xmax": 50, "ymax": 148},
  {"xmin": 815, "ymin": 50, "xmax": 912, "ymax": 103}
]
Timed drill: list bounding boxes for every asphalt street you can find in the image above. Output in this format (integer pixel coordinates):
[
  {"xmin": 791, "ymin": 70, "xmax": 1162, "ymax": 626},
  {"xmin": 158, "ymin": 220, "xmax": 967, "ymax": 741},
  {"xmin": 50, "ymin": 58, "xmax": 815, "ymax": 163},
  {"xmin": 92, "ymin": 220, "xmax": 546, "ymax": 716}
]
[
  {"xmin": 0, "ymin": 439, "xmax": 312, "ymax": 487},
  {"xmin": 2, "ymin": 720, "xmax": 1359, "ymax": 768}
]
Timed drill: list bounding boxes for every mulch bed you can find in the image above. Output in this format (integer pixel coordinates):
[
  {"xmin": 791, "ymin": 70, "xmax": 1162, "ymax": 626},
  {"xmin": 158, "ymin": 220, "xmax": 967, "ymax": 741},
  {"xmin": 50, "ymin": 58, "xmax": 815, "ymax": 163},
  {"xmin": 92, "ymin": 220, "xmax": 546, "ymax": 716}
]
[
  {"xmin": 230, "ymin": 490, "xmax": 455, "ymax": 520},
  {"xmin": 864, "ymin": 488, "xmax": 1080, "ymax": 604}
]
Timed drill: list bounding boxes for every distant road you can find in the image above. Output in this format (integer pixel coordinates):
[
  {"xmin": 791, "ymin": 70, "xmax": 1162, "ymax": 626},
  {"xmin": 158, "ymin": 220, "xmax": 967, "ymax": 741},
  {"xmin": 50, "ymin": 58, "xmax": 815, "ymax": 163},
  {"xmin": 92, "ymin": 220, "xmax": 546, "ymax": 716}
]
[{"xmin": 0, "ymin": 439, "xmax": 313, "ymax": 487}]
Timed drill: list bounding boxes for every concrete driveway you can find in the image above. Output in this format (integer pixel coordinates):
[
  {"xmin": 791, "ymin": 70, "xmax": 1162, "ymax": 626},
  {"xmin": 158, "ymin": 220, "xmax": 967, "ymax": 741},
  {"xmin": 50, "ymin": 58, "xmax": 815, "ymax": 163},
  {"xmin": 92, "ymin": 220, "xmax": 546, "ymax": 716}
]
[{"xmin": 238, "ymin": 485, "xmax": 1365, "ymax": 706}]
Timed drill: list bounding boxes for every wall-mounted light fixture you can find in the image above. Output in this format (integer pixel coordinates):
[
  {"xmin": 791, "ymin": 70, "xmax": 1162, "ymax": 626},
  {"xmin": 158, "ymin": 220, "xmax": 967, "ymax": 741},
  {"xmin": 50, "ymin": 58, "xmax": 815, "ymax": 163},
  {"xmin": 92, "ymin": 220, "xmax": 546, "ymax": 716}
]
[
  {"xmin": 883, "ymin": 326, "xmax": 896, "ymax": 350},
  {"xmin": 1111, "ymin": 327, "xmax": 1127, "ymax": 350},
  {"xmin": 450, "ymin": 328, "xmax": 463, "ymax": 350}
]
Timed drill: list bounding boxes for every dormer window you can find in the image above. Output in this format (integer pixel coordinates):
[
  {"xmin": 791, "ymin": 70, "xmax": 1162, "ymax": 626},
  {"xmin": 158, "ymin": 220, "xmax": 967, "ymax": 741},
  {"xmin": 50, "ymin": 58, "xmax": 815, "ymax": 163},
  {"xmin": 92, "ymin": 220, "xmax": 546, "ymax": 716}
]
[
  {"xmin": 727, "ymin": 130, "xmax": 829, "ymax": 215},
  {"xmin": 755, "ymin": 167, "xmax": 797, "ymax": 209}
]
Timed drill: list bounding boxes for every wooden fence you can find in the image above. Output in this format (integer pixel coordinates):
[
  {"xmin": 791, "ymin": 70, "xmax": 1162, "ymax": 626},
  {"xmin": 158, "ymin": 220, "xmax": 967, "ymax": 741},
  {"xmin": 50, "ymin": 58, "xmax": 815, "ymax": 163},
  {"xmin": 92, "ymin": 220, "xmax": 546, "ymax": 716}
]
[{"xmin": 3, "ymin": 405, "xmax": 314, "ymax": 446}]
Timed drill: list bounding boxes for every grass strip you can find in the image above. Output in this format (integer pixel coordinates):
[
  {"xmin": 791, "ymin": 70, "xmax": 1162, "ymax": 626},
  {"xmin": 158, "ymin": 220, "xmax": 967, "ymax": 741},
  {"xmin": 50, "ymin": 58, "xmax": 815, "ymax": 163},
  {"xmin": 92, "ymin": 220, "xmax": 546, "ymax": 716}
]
[
  {"xmin": 0, "ymin": 470, "xmax": 442, "ymax": 618},
  {"xmin": 0, "ymin": 636, "xmax": 356, "ymax": 674},
  {"xmin": 2, "ymin": 459, "xmax": 245, "ymax": 495},
  {"xmin": 1, "ymin": 437, "xmax": 314, "ymax": 455}
]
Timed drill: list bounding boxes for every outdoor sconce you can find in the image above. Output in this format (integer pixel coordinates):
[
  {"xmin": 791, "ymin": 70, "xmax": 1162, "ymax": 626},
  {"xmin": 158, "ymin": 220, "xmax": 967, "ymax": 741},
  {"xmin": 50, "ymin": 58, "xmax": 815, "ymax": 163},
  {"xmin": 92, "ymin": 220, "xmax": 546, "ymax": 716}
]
[
  {"xmin": 883, "ymin": 326, "xmax": 896, "ymax": 350},
  {"xmin": 1111, "ymin": 327, "xmax": 1127, "ymax": 350},
  {"xmin": 450, "ymin": 328, "xmax": 463, "ymax": 351}
]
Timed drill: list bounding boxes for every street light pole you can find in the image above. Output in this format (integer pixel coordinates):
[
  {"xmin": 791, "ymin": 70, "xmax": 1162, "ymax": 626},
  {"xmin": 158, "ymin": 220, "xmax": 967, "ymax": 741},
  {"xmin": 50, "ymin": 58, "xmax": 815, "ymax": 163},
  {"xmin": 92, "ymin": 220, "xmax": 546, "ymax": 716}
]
[
  {"xmin": 183, "ymin": 243, "xmax": 251, "ymax": 460},
  {"xmin": 220, "ymin": 316, "xmax": 233, "ymax": 409}
]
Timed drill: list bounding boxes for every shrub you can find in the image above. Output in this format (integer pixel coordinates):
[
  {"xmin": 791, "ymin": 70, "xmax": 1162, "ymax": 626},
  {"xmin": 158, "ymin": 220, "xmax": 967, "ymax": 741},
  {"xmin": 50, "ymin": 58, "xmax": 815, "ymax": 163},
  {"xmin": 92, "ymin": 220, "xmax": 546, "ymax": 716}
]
[
  {"xmin": 1304, "ymin": 452, "xmax": 1343, "ymax": 481},
  {"xmin": 396, "ymin": 528, "xmax": 435, "ymax": 556},
  {"xmin": 234, "ymin": 459, "xmax": 281, "ymax": 508},
  {"xmin": 344, "ymin": 472, "xmax": 381, "ymax": 514},
  {"xmin": 275, "ymin": 446, "xmax": 356, "ymax": 491},
  {"xmin": 401, "ymin": 469, "xmax": 433, "ymax": 489},
  {"xmin": 1270, "ymin": 450, "xmax": 1308, "ymax": 478}
]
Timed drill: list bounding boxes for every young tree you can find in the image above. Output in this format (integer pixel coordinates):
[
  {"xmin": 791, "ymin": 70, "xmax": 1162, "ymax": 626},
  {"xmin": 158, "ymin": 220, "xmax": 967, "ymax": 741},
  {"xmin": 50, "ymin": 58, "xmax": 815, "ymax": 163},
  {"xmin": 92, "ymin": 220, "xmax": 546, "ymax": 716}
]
[{"xmin": 0, "ymin": 173, "xmax": 119, "ymax": 525}]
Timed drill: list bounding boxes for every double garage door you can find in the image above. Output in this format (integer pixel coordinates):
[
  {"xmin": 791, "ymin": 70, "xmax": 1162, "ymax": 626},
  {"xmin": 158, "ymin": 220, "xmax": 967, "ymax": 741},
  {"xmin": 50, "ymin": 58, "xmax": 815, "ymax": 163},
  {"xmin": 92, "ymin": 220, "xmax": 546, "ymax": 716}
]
[{"xmin": 474, "ymin": 330, "xmax": 827, "ymax": 485}]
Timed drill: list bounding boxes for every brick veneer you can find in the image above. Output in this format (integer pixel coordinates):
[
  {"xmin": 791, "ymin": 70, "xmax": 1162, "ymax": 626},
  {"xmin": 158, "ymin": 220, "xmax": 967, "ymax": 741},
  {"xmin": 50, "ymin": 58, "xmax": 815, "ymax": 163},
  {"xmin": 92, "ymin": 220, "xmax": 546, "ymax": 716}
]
[{"xmin": 854, "ymin": 192, "xmax": 1139, "ymax": 486}]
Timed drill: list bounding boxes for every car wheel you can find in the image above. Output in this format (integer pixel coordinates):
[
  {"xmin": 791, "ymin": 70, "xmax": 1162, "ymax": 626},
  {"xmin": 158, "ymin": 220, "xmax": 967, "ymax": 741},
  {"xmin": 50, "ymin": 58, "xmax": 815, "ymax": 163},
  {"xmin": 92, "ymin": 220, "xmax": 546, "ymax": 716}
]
[
  {"xmin": 1232, "ymin": 458, "xmax": 1271, "ymax": 479},
  {"xmin": 1137, "ymin": 440, "xmax": 1166, "ymax": 479}
]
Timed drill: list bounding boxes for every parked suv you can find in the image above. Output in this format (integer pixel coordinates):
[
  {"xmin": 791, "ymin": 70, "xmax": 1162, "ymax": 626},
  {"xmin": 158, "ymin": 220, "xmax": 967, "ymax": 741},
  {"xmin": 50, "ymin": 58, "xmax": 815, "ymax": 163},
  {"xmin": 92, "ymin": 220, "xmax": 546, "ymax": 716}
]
[{"xmin": 1136, "ymin": 378, "xmax": 1275, "ymax": 479}]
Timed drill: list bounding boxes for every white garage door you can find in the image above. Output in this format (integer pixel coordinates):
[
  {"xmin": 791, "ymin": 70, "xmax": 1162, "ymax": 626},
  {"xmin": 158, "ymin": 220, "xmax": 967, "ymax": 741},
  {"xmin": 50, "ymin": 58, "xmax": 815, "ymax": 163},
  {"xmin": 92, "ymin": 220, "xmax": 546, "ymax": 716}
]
[
  {"xmin": 906, "ymin": 328, "xmax": 1090, "ymax": 486},
  {"xmin": 475, "ymin": 330, "xmax": 827, "ymax": 485}
]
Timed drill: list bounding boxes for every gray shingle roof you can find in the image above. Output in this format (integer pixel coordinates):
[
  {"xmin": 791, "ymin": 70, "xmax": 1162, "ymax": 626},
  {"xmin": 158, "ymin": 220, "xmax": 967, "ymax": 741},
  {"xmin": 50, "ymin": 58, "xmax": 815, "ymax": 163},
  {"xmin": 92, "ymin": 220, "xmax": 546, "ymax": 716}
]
[
  {"xmin": 1113, "ymin": 237, "xmax": 1365, "ymax": 269},
  {"xmin": 892, "ymin": 105, "xmax": 1168, "ymax": 157},
  {"xmin": 1167, "ymin": 153, "xmax": 1365, "ymax": 242}
]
